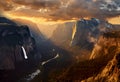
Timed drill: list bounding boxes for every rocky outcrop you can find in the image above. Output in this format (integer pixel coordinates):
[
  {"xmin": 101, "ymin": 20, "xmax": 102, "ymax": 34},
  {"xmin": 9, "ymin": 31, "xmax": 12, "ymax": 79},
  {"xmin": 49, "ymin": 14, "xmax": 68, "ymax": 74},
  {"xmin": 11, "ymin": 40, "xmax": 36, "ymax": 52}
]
[
  {"xmin": 0, "ymin": 17, "xmax": 16, "ymax": 25},
  {"xmin": 13, "ymin": 18, "xmax": 45, "ymax": 43},
  {"xmin": 81, "ymin": 30, "xmax": 120, "ymax": 82},
  {"xmin": 90, "ymin": 31, "xmax": 120, "ymax": 59},
  {"xmin": 82, "ymin": 47, "xmax": 120, "ymax": 82},
  {"xmin": 0, "ymin": 17, "xmax": 37, "ymax": 70},
  {"xmin": 71, "ymin": 18, "xmax": 112, "ymax": 50}
]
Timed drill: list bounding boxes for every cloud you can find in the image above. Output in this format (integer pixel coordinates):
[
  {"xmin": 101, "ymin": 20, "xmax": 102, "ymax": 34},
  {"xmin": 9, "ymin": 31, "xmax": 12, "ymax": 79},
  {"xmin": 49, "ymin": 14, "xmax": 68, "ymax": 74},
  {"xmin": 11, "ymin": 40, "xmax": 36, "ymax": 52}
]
[
  {"xmin": 1, "ymin": 0, "xmax": 120, "ymax": 21},
  {"xmin": 12, "ymin": 0, "xmax": 61, "ymax": 10},
  {"xmin": 0, "ymin": 0, "xmax": 14, "ymax": 11}
]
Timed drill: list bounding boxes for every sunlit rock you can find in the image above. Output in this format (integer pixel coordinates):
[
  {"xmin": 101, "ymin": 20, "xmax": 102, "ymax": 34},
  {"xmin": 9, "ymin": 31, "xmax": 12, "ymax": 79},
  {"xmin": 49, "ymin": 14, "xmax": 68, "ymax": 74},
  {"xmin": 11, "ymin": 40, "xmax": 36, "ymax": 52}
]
[
  {"xmin": 82, "ymin": 47, "xmax": 120, "ymax": 82},
  {"xmin": 90, "ymin": 31, "xmax": 120, "ymax": 59}
]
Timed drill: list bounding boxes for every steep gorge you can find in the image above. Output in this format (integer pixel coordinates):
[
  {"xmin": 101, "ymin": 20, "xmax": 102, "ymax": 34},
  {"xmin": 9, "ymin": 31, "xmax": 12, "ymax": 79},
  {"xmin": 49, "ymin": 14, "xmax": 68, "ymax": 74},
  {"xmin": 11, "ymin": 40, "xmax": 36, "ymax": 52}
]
[{"xmin": 57, "ymin": 30, "xmax": 120, "ymax": 82}]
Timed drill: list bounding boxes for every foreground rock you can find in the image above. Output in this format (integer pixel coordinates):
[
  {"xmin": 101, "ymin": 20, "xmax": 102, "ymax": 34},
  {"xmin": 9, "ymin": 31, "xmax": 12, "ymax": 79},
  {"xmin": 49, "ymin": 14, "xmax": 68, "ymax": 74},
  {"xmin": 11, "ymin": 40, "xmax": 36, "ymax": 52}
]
[
  {"xmin": 0, "ymin": 17, "xmax": 37, "ymax": 70},
  {"xmin": 82, "ymin": 47, "xmax": 120, "ymax": 82},
  {"xmin": 90, "ymin": 31, "xmax": 120, "ymax": 59}
]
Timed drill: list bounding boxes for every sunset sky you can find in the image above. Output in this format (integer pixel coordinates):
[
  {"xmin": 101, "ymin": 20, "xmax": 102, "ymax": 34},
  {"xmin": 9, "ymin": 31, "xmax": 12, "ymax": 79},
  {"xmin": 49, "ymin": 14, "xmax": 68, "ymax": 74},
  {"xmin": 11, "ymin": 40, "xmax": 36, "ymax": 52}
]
[{"xmin": 0, "ymin": 0, "xmax": 120, "ymax": 24}]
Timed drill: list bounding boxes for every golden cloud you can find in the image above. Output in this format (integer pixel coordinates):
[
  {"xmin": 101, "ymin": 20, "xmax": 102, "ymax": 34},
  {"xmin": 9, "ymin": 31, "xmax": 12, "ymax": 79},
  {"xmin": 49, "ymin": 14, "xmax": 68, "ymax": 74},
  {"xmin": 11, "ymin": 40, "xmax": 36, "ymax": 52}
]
[{"xmin": 0, "ymin": 0, "xmax": 120, "ymax": 23}]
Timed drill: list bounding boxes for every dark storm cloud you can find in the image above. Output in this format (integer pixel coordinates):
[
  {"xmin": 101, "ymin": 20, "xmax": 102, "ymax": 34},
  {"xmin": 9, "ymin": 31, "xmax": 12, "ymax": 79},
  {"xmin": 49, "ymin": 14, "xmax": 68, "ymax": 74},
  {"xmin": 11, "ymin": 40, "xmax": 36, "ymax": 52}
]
[{"xmin": 1, "ymin": 0, "xmax": 120, "ymax": 20}]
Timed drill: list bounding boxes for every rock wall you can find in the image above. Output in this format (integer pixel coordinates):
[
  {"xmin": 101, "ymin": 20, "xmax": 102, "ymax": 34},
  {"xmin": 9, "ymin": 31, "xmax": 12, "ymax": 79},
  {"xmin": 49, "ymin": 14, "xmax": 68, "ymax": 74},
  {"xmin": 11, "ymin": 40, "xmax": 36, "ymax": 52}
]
[
  {"xmin": 82, "ymin": 47, "xmax": 120, "ymax": 82},
  {"xmin": 90, "ymin": 31, "xmax": 120, "ymax": 59},
  {"xmin": 0, "ymin": 18, "xmax": 37, "ymax": 70}
]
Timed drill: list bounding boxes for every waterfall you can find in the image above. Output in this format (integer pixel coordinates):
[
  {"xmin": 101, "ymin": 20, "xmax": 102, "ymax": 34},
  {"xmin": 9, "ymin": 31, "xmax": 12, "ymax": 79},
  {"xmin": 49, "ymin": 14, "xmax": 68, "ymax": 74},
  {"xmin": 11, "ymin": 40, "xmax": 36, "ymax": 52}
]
[
  {"xmin": 21, "ymin": 46, "xmax": 28, "ymax": 59},
  {"xmin": 72, "ymin": 22, "xmax": 77, "ymax": 40},
  {"xmin": 70, "ymin": 22, "xmax": 77, "ymax": 46}
]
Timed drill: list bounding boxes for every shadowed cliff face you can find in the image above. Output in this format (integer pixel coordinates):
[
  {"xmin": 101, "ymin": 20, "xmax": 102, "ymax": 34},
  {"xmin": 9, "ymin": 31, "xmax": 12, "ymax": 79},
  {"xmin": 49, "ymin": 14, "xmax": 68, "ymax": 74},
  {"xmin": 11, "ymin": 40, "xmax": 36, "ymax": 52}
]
[
  {"xmin": 0, "ymin": 17, "xmax": 75, "ymax": 82},
  {"xmin": 71, "ymin": 18, "xmax": 99, "ymax": 46},
  {"xmin": 71, "ymin": 18, "xmax": 112, "ymax": 50},
  {"xmin": 0, "ymin": 17, "xmax": 37, "ymax": 70}
]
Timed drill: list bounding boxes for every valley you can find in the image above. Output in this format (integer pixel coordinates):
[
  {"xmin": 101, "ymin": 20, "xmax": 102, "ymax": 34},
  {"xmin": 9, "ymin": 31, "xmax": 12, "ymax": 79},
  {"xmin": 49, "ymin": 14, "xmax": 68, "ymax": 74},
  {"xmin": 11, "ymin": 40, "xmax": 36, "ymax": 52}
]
[{"xmin": 0, "ymin": 17, "xmax": 120, "ymax": 82}]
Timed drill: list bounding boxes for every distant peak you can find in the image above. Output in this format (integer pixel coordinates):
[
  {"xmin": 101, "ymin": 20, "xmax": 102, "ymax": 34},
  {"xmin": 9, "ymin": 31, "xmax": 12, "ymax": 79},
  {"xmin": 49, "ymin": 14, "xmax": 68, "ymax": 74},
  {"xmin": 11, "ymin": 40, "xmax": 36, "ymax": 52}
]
[{"xmin": 0, "ymin": 17, "xmax": 16, "ymax": 25}]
